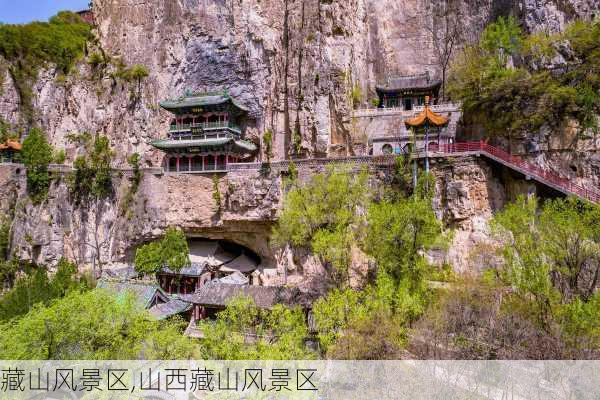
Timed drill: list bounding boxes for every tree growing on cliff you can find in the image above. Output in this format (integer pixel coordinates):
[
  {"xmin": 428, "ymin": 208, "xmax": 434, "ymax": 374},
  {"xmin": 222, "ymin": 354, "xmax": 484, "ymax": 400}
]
[
  {"xmin": 262, "ymin": 129, "xmax": 273, "ymax": 163},
  {"xmin": 134, "ymin": 227, "xmax": 190, "ymax": 275},
  {"xmin": 492, "ymin": 196, "xmax": 600, "ymax": 328},
  {"xmin": 271, "ymin": 166, "xmax": 371, "ymax": 286},
  {"xmin": 21, "ymin": 128, "xmax": 53, "ymax": 203},
  {"xmin": 212, "ymin": 174, "xmax": 221, "ymax": 212},
  {"xmin": 68, "ymin": 133, "xmax": 115, "ymax": 275}
]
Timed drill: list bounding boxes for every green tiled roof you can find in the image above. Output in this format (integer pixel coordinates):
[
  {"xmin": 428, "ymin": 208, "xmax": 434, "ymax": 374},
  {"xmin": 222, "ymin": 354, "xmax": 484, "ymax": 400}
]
[
  {"xmin": 159, "ymin": 91, "xmax": 249, "ymax": 112},
  {"xmin": 150, "ymin": 137, "xmax": 257, "ymax": 153},
  {"xmin": 96, "ymin": 279, "xmax": 169, "ymax": 309}
]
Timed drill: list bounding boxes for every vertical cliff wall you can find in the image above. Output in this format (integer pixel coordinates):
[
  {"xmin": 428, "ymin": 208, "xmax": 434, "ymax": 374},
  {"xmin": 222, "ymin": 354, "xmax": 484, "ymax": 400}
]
[{"xmin": 0, "ymin": 0, "xmax": 596, "ymax": 281}]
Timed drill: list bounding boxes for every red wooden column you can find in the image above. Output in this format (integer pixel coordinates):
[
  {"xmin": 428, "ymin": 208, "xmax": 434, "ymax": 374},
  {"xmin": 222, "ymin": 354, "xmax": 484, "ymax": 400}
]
[{"xmin": 176, "ymin": 156, "xmax": 180, "ymax": 172}]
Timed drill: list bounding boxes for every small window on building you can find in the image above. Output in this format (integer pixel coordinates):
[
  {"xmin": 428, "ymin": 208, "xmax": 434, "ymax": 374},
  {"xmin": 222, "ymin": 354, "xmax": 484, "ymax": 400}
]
[
  {"xmin": 417, "ymin": 96, "xmax": 425, "ymax": 106},
  {"xmin": 382, "ymin": 144, "xmax": 393, "ymax": 154},
  {"xmin": 404, "ymin": 98, "xmax": 412, "ymax": 110}
]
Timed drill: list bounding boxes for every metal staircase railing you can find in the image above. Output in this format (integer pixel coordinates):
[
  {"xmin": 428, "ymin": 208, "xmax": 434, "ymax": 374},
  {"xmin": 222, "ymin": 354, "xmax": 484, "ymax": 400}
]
[{"xmin": 431, "ymin": 141, "xmax": 600, "ymax": 204}]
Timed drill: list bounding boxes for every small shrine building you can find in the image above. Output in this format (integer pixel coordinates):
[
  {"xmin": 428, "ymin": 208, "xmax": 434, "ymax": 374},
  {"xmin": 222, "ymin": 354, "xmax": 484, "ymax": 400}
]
[{"xmin": 376, "ymin": 72, "xmax": 441, "ymax": 109}]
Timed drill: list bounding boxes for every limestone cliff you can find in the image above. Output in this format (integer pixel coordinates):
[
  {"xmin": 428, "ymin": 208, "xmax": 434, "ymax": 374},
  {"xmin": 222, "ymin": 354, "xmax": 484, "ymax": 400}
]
[{"xmin": 0, "ymin": 0, "xmax": 597, "ymax": 284}]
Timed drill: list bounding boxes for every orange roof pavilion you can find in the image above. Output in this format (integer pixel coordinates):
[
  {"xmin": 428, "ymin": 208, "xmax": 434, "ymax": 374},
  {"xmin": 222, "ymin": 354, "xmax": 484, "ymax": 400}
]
[
  {"xmin": 0, "ymin": 140, "xmax": 22, "ymax": 151},
  {"xmin": 404, "ymin": 96, "xmax": 449, "ymax": 128}
]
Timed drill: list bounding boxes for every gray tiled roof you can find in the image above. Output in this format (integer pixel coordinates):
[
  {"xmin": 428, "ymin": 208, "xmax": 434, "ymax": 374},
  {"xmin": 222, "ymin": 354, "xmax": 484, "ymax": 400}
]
[
  {"xmin": 217, "ymin": 271, "xmax": 249, "ymax": 285},
  {"xmin": 182, "ymin": 282, "xmax": 302, "ymax": 309},
  {"xmin": 161, "ymin": 262, "xmax": 207, "ymax": 277},
  {"xmin": 376, "ymin": 72, "xmax": 442, "ymax": 92}
]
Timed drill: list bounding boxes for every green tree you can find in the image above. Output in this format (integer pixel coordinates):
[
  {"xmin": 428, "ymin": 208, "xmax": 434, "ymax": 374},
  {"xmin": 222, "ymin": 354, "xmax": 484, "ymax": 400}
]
[
  {"xmin": 0, "ymin": 259, "xmax": 91, "ymax": 322},
  {"xmin": 68, "ymin": 133, "xmax": 114, "ymax": 275},
  {"xmin": 263, "ymin": 130, "xmax": 273, "ymax": 162},
  {"xmin": 212, "ymin": 174, "xmax": 221, "ymax": 211},
  {"xmin": 134, "ymin": 227, "xmax": 190, "ymax": 275},
  {"xmin": 120, "ymin": 153, "xmax": 142, "ymax": 218},
  {"xmin": 69, "ymin": 133, "xmax": 114, "ymax": 204},
  {"xmin": 272, "ymin": 166, "xmax": 371, "ymax": 285},
  {"xmin": 128, "ymin": 64, "xmax": 149, "ymax": 99},
  {"xmin": 0, "ymin": 289, "xmax": 199, "ymax": 359},
  {"xmin": 0, "ymin": 215, "xmax": 10, "ymax": 261},
  {"xmin": 480, "ymin": 16, "xmax": 523, "ymax": 56},
  {"xmin": 364, "ymin": 196, "xmax": 442, "ymax": 289},
  {"xmin": 493, "ymin": 196, "xmax": 600, "ymax": 334},
  {"xmin": 21, "ymin": 128, "xmax": 53, "ymax": 203},
  {"xmin": 200, "ymin": 296, "xmax": 314, "ymax": 359},
  {"xmin": 312, "ymin": 272, "xmax": 419, "ymax": 358}
]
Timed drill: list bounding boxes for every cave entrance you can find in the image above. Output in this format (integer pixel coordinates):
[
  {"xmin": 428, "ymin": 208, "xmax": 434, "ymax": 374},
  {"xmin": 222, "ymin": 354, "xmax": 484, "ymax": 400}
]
[{"xmin": 188, "ymin": 238, "xmax": 261, "ymax": 275}]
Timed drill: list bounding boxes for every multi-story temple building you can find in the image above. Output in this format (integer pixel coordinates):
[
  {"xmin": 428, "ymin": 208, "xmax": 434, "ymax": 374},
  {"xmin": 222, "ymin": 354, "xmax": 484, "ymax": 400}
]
[
  {"xmin": 376, "ymin": 72, "xmax": 441, "ymax": 110},
  {"xmin": 151, "ymin": 90, "xmax": 258, "ymax": 173}
]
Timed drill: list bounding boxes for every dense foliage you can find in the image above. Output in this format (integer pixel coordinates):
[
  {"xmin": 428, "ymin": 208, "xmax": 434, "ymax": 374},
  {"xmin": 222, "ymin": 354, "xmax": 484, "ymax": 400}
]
[
  {"xmin": 134, "ymin": 227, "xmax": 191, "ymax": 275},
  {"xmin": 492, "ymin": 197, "xmax": 599, "ymax": 337},
  {"xmin": 0, "ymin": 12, "xmax": 93, "ymax": 122},
  {"xmin": 199, "ymin": 296, "xmax": 315, "ymax": 359},
  {"xmin": 0, "ymin": 259, "xmax": 92, "ymax": 322},
  {"xmin": 21, "ymin": 127, "xmax": 53, "ymax": 203},
  {"xmin": 365, "ymin": 196, "xmax": 441, "ymax": 288},
  {"xmin": 0, "ymin": 117, "xmax": 18, "ymax": 143},
  {"xmin": 448, "ymin": 17, "xmax": 600, "ymax": 139},
  {"xmin": 0, "ymin": 289, "xmax": 199, "ymax": 359},
  {"xmin": 416, "ymin": 196, "xmax": 600, "ymax": 359},
  {"xmin": 272, "ymin": 163, "xmax": 443, "ymax": 358},
  {"xmin": 272, "ymin": 166, "xmax": 371, "ymax": 285}
]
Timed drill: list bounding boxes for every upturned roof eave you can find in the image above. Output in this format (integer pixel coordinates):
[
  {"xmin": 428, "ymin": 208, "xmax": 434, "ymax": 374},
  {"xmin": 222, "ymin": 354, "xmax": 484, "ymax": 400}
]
[
  {"xmin": 159, "ymin": 95, "xmax": 249, "ymax": 113},
  {"xmin": 149, "ymin": 137, "xmax": 258, "ymax": 153}
]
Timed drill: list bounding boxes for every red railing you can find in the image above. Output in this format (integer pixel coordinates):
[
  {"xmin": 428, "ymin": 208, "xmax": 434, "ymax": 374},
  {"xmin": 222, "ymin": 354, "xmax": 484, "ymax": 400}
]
[{"xmin": 430, "ymin": 141, "xmax": 600, "ymax": 204}]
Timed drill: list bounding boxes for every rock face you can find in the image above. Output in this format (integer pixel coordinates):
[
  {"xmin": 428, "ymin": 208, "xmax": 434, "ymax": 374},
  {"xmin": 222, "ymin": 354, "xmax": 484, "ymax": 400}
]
[{"xmin": 0, "ymin": 0, "xmax": 597, "ymax": 283}]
